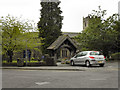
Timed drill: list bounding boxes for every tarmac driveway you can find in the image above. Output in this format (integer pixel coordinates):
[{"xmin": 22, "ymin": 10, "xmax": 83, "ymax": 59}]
[
  {"xmin": 57, "ymin": 60, "xmax": 118, "ymax": 71},
  {"xmin": 2, "ymin": 60, "xmax": 119, "ymax": 88}
]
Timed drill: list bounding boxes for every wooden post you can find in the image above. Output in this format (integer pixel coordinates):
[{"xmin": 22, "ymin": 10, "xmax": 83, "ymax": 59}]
[{"xmin": 54, "ymin": 51, "xmax": 57, "ymax": 66}]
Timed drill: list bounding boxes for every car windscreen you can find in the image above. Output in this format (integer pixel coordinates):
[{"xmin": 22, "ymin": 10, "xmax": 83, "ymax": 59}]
[{"xmin": 90, "ymin": 51, "xmax": 103, "ymax": 55}]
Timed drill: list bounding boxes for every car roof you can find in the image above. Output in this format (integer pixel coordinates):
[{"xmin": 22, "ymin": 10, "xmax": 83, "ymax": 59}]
[
  {"xmin": 81, "ymin": 51, "xmax": 99, "ymax": 52},
  {"xmin": 79, "ymin": 51, "xmax": 100, "ymax": 53}
]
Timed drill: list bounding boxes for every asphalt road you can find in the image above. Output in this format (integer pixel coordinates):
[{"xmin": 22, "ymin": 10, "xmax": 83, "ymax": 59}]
[{"xmin": 2, "ymin": 61, "xmax": 119, "ymax": 88}]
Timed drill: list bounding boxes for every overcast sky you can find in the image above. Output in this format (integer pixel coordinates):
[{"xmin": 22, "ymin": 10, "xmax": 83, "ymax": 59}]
[{"xmin": 0, "ymin": 0, "xmax": 120, "ymax": 32}]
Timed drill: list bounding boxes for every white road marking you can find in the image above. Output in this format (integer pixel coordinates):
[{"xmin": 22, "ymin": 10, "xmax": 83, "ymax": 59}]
[
  {"xmin": 90, "ymin": 78, "xmax": 106, "ymax": 80},
  {"xmin": 107, "ymin": 66, "xmax": 113, "ymax": 68},
  {"xmin": 35, "ymin": 82, "xmax": 50, "ymax": 85}
]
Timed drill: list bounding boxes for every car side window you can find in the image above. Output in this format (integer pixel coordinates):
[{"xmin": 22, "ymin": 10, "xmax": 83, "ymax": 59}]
[
  {"xmin": 74, "ymin": 52, "xmax": 87, "ymax": 58},
  {"xmin": 75, "ymin": 53, "xmax": 82, "ymax": 58},
  {"xmin": 82, "ymin": 52, "xmax": 87, "ymax": 56},
  {"xmin": 77, "ymin": 54, "xmax": 82, "ymax": 57}
]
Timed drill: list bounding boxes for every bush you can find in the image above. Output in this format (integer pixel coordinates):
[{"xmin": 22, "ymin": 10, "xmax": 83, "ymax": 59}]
[
  {"xmin": 2, "ymin": 59, "xmax": 45, "ymax": 66},
  {"xmin": 2, "ymin": 62, "xmax": 17, "ymax": 66},
  {"xmin": 45, "ymin": 57, "xmax": 56, "ymax": 66},
  {"xmin": 17, "ymin": 58, "xmax": 25, "ymax": 67},
  {"xmin": 31, "ymin": 57, "xmax": 35, "ymax": 60},
  {"xmin": 61, "ymin": 57, "xmax": 69, "ymax": 64},
  {"xmin": 110, "ymin": 52, "xmax": 120, "ymax": 60}
]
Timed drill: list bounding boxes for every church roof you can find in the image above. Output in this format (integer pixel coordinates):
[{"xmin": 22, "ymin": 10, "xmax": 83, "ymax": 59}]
[{"xmin": 47, "ymin": 35, "xmax": 78, "ymax": 50}]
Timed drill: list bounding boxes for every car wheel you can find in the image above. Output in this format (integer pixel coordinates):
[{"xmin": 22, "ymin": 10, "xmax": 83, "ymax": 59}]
[
  {"xmin": 70, "ymin": 61, "xmax": 75, "ymax": 66},
  {"xmin": 85, "ymin": 61, "xmax": 91, "ymax": 67},
  {"xmin": 99, "ymin": 64, "xmax": 104, "ymax": 67}
]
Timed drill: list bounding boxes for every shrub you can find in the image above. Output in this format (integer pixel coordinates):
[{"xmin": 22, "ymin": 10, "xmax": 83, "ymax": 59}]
[
  {"xmin": 61, "ymin": 57, "xmax": 68, "ymax": 64},
  {"xmin": 110, "ymin": 52, "xmax": 120, "ymax": 60},
  {"xmin": 44, "ymin": 55, "xmax": 56, "ymax": 66},
  {"xmin": 31, "ymin": 57, "xmax": 35, "ymax": 60},
  {"xmin": 17, "ymin": 58, "xmax": 24, "ymax": 67}
]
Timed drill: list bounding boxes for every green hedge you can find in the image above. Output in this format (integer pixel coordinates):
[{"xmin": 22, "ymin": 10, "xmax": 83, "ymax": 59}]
[
  {"xmin": 110, "ymin": 52, "xmax": 120, "ymax": 60},
  {"xmin": 2, "ymin": 60, "xmax": 40, "ymax": 63},
  {"xmin": 2, "ymin": 56, "xmax": 56, "ymax": 66},
  {"xmin": 2, "ymin": 59, "xmax": 46, "ymax": 66}
]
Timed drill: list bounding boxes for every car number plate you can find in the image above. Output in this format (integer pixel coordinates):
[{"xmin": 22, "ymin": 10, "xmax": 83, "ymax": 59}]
[{"xmin": 98, "ymin": 61, "xmax": 102, "ymax": 63}]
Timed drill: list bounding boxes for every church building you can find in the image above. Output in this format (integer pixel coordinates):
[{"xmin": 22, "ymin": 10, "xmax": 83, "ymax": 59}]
[{"xmin": 47, "ymin": 33, "xmax": 79, "ymax": 61}]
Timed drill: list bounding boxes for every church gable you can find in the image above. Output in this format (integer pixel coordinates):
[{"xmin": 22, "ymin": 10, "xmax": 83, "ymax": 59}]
[
  {"xmin": 47, "ymin": 35, "xmax": 77, "ymax": 50},
  {"xmin": 47, "ymin": 35, "xmax": 78, "ymax": 60}
]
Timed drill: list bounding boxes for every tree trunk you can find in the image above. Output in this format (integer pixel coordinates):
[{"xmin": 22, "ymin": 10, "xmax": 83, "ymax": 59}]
[
  {"xmin": 7, "ymin": 50, "xmax": 13, "ymax": 62},
  {"xmin": 9, "ymin": 55, "xmax": 12, "ymax": 62}
]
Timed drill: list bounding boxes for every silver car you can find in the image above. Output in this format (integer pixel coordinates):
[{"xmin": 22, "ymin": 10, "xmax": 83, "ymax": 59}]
[{"xmin": 70, "ymin": 51, "xmax": 106, "ymax": 67}]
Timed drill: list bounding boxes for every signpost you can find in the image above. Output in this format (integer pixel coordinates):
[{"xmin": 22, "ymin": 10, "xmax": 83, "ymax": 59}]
[{"xmin": 23, "ymin": 49, "xmax": 31, "ymax": 66}]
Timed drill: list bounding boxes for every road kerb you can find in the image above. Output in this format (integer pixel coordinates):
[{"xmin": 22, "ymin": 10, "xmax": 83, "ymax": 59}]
[{"xmin": 1, "ymin": 67, "xmax": 85, "ymax": 71}]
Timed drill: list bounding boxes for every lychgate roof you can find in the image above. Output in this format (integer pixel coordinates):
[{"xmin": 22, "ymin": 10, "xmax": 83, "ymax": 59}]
[{"xmin": 47, "ymin": 35, "xmax": 78, "ymax": 50}]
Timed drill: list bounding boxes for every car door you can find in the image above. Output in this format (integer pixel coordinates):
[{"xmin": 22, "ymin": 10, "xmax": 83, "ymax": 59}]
[
  {"xmin": 72, "ymin": 54, "xmax": 79, "ymax": 64},
  {"xmin": 74, "ymin": 52, "xmax": 87, "ymax": 64},
  {"xmin": 80, "ymin": 52, "xmax": 87, "ymax": 64},
  {"xmin": 74, "ymin": 52, "xmax": 83, "ymax": 64}
]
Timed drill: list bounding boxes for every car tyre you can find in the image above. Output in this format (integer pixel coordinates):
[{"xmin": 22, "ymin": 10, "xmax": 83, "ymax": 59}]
[
  {"xmin": 85, "ymin": 61, "xmax": 91, "ymax": 67},
  {"xmin": 70, "ymin": 60, "xmax": 75, "ymax": 66},
  {"xmin": 99, "ymin": 64, "xmax": 104, "ymax": 67}
]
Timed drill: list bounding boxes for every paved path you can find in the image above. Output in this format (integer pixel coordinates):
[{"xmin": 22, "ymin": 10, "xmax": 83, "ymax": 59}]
[{"xmin": 2, "ymin": 66, "xmax": 118, "ymax": 88}]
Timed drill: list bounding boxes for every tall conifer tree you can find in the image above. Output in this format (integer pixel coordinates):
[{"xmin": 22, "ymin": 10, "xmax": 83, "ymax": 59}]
[{"xmin": 38, "ymin": 0, "xmax": 63, "ymax": 54}]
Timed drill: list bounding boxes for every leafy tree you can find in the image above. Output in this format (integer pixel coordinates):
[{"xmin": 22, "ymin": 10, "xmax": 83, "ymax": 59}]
[
  {"xmin": 38, "ymin": 1, "xmax": 63, "ymax": 54},
  {"xmin": 0, "ymin": 20, "xmax": 2, "ymax": 57},
  {"xmin": 20, "ymin": 32, "xmax": 42, "ymax": 61},
  {"xmin": 1, "ymin": 15, "xmax": 24, "ymax": 62},
  {"xmin": 76, "ymin": 6, "xmax": 118, "ymax": 58},
  {"xmin": 112, "ymin": 19, "xmax": 120, "ymax": 52},
  {"xmin": 1, "ymin": 15, "xmax": 41, "ymax": 62}
]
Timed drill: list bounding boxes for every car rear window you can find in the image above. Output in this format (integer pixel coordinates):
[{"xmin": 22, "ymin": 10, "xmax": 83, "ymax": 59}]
[{"xmin": 90, "ymin": 51, "xmax": 103, "ymax": 55}]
